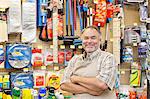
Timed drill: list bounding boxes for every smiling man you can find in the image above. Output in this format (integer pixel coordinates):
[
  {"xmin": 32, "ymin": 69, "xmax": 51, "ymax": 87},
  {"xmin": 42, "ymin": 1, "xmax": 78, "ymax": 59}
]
[{"xmin": 60, "ymin": 26, "xmax": 117, "ymax": 99}]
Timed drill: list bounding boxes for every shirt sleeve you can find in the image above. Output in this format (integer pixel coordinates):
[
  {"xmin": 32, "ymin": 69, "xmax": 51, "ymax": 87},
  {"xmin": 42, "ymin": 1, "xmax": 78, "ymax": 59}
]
[
  {"xmin": 96, "ymin": 54, "xmax": 117, "ymax": 90},
  {"xmin": 60, "ymin": 55, "xmax": 78, "ymax": 85}
]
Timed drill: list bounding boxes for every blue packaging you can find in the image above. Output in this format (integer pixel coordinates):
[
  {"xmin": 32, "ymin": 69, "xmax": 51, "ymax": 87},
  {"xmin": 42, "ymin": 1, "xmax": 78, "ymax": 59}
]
[
  {"xmin": 11, "ymin": 72, "xmax": 34, "ymax": 89},
  {"xmin": 0, "ymin": 46, "xmax": 4, "ymax": 68},
  {"xmin": 5, "ymin": 44, "xmax": 32, "ymax": 69}
]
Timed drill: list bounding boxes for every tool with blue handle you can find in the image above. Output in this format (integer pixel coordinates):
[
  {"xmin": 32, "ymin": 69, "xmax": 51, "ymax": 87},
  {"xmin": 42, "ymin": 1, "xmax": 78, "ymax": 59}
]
[
  {"xmin": 37, "ymin": 0, "xmax": 47, "ymax": 26},
  {"xmin": 66, "ymin": 0, "xmax": 69, "ymax": 36},
  {"xmin": 77, "ymin": 0, "xmax": 83, "ymax": 31},
  {"xmin": 69, "ymin": 0, "xmax": 74, "ymax": 36}
]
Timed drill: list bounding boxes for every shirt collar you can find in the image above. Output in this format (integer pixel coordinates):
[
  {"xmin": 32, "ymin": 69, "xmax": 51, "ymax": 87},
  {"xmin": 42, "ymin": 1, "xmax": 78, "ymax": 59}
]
[{"xmin": 83, "ymin": 48, "xmax": 101, "ymax": 60}]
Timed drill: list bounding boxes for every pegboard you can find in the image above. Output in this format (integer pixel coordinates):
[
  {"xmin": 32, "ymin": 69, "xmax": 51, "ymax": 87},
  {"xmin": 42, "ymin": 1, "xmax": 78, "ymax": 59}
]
[{"xmin": 0, "ymin": 1, "xmax": 142, "ymax": 83}]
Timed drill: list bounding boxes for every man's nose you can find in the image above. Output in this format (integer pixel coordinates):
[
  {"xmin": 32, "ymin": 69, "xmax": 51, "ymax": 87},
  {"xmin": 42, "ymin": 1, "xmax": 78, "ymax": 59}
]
[{"xmin": 87, "ymin": 38, "xmax": 92, "ymax": 42}]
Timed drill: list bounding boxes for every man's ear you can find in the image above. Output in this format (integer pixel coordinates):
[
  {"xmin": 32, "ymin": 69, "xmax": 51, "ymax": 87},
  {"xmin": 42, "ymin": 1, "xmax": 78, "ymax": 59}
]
[
  {"xmin": 99, "ymin": 36, "xmax": 102, "ymax": 41},
  {"xmin": 80, "ymin": 34, "xmax": 84, "ymax": 40}
]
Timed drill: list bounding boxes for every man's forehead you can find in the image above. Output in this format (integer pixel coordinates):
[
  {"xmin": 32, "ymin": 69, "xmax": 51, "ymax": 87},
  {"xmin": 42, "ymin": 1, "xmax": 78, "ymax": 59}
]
[{"xmin": 82, "ymin": 28, "xmax": 100, "ymax": 36}]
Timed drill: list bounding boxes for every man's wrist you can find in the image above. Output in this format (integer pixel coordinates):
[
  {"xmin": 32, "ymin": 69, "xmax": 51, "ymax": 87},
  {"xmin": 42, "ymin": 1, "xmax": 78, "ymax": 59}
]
[
  {"xmin": 71, "ymin": 75, "xmax": 80, "ymax": 83},
  {"xmin": 74, "ymin": 76, "xmax": 80, "ymax": 83}
]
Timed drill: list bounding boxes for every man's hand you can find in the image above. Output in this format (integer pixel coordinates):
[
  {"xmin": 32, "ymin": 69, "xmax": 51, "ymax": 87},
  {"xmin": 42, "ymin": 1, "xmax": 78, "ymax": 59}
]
[
  {"xmin": 70, "ymin": 75, "xmax": 79, "ymax": 83},
  {"xmin": 70, "ymin": 75, "xmax": 108, "ymax": 92},
  {"xmin": 88, "ymin": 89, "xmax": 104, "ymax": 96}
]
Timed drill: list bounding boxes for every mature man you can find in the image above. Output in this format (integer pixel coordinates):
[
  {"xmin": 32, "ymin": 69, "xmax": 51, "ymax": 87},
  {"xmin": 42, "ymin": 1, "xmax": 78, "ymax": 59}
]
[{"xmin": 60, "ymin": 26, "xmax": 117, "ymax": 99}]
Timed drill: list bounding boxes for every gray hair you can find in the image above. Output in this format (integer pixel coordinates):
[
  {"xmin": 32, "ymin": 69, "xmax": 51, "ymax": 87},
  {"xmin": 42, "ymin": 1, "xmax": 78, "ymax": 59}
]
[{"xmin": 81, "ymin": 25, "xmax": 101, "ymax": 36}]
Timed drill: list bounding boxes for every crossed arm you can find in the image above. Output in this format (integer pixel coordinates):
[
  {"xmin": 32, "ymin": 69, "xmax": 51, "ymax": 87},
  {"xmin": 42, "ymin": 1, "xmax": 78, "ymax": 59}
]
[
  {"xmin": 60, "ymin": 55, "xmax": 115, "ymax": 96},
  {"xmin": 60, "ymin": 75, "xmax": 108, "ymax": 96},
  {"xmin": 70, "ymin": 75, "xmax": 108, "ymax": 91}
]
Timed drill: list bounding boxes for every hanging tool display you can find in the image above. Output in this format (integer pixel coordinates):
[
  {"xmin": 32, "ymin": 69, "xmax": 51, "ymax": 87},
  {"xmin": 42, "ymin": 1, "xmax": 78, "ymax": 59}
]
[
  {"xmin": 66, "ymin": 0, "xmax": 69, "ymax": 36},
  {"xmin": 22, "ymin": 0, "xmax": 37, "ymax": 43},
  {"xmin": 94, "ymin": 0, "xmax": 107, "ymax": 27},
  {"xmin": 39, "ymin": 0, "xmax": 64, "ymax": 41},
  {"xmin": 74, "ymin": 0, "xmax": 77, "ymax": 30},
  {"xmin": 80, "ymin": 0, "xmax": 88, "ymax": 29},
  {"xmin": 47, "ymin": 8, "xmax": 53, "ymax": 40},
  {"xmin": 77, "ymin": 0, "xmax": 83, "ymax": 31},
  {"xmin": 37, "ymin": 0, "xmax": 47, "ymax": 27},
  {"xmin": 39, "ymin": 23, "xmax": 49, "ymax": 41},
  {"xmin": 7, "ymin": 0, "xmax": 22, "ymax": 34},
  {"xmin": 86, "ymin": 8, "xmax": 90, "ymax": 27},
  {"xmin": 69, "ymin": 0, "xmax": 74, "ymax": 36},
  {"xmin": 101, "ymin": 0, "xmax": 114, "ymax": 51},
  {"xmin": 38, "ymin": 0, "xmax": 52, "ymax": 41},
  {"xmin": 89, "ymin": 7, "xmax": 93, "ymax": 26},
  {"xmin": 106, "ymin": 0, "xmax": 114, "ymax": 22}
]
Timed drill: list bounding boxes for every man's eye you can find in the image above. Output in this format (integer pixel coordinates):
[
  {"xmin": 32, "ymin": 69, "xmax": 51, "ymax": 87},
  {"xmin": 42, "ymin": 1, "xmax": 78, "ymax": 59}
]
[
  {"xmin": 91, "ymin": 36, "xmax": 96, "ymax": 39},
  {"xmin": 84, "ymin": 37, "xmax": 89, "ymax": 40}
]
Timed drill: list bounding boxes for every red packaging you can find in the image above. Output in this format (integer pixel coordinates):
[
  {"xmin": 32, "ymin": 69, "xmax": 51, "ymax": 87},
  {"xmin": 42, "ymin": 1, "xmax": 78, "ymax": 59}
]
[
  {"xmin": 66, "ymin": 50, "xmax": 73, "ymax": 61},
  {"xmin": 44, "ymin": 49, "xmax": 53, "ymax": 66},
  {"xmin": 47, "ymin": 18, "xmax": 53, "ymax": 40},
  {"xmin": 58, "ymin": 15, "xmax": 64, "ymax": 37},
  {"xmin": 58, "ymin": 51, "xmax": 65, "ymax": 64},
  {"xmin": 94, "ymin": 0, "xmax": 107, "ymax": 27},
  {"xmin": 36, "ymin": 76, "xmax": 44, "ymax": 86},
  {"xmin": 106, "ymin": 2, "xmax": 114, "ymax": 19},
  {"xmin": 31, "ymin": 49, "xmax": 43, "ymax": 67}
]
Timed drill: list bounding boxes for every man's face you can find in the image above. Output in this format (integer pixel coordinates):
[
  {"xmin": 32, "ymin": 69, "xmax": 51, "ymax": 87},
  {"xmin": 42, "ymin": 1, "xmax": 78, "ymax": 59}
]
[{"xmin": 81, "ymin": 28, "xmax": 101, "ymax": 53}]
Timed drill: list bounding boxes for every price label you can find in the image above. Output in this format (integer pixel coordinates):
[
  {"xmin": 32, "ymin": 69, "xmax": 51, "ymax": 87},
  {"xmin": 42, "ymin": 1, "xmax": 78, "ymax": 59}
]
[
  {"xmin": 50, "ymin": 45, "xmax": 53, "ymax": 48},
  {"xmin": 4, "ymin": 75, "xmax": 9, "ymax": 78},
  {"xmin": 120, "ymin": 71, "xmax": 125, "ymax": 74},
  {"xmin": 110, "ymin": 38, "xmax": 113, "ymax": 42},
  {"xmin": 0, "ymin": 8, "xmax": 5, "ymax": 12},
  {"xmin": 37, "ymin": 45, "xmax": 42, "ymax": 49},
  {"xmin": 133, "ymin": 23, "xmax": 138, "ymax": 26},
  {"xmin": 0, "ymin": 75, "xmax": 2, "ymax": 82},
  {"xmin": 23, "ymin": 68, "xmax": 29, "ymax": 72},
  {"xmin": 78, "ymin": 45, "xmax": 83, "ymax": 49},
  {"xmin": 41, "ymin": 66, "xmax": 46, "ymax": 70},
  {"xmin": 70, "ymin": 45, "xmax": 75, "ymax": 49},
  {"xmin": 54, "ymin": 66, "xmax": 59, "ymax": 71},
  {"xmin": 60, "ymin": 45, "xmax": 65, "ymax": 49},
  {"xmin": 133, "ymin": 43, "xmax": 137, "ymax": 46}
]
